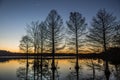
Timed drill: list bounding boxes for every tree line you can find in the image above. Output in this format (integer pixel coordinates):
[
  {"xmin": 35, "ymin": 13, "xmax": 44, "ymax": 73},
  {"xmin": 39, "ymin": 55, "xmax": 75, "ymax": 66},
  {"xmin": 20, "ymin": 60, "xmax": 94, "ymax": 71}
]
[
  {"xmin": 19, "ymin": 9, "xmax": 120, "ymax": 80},
  {"xmin": 19, "ymin": 9, "xmax": 120, "ymax": 54}
]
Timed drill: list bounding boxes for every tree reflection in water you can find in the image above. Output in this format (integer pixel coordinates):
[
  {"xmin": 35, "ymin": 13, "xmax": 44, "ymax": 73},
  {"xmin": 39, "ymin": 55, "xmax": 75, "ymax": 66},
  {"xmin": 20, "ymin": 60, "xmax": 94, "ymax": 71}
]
[
  {"xmin": 16, "ymin": 59, "xmax": 120, "ymax": 80},
  {"xmin": 110, "ymin": 61, "xmax": 120, "ymax": 80},
  {"xmin": 16, "ymin": 59, "xmax": 32, "ymax": 80},
  {"xmin": 16, "ymin": 58, "xmax": 60, "ymax": 80},
  {"xmin": 16, "ymin": 67, "xmax": 26, "ymax": 80},
  {"xmin": 66, "ymin": 59, "xmax": 111, "ymax": 80},
  {"xmin": 114, "ymin": 64, "xmax": 120, "ymax": 80},
  {"xmin": 86, "ymin": 59, "xmax": 104, "ymax": 80},
  {"xmin": 66, "ymin": 59, "xmax": 82, "ymax": 80},
  {"xmin": 104, "ymin": 60, "xmax": 110, "ymax": 80}
]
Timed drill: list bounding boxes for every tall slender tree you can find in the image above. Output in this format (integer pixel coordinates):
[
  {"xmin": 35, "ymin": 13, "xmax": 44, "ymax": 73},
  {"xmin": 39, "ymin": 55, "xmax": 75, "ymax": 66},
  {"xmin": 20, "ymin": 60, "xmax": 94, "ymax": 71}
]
[
  {"xmin": 26, "ymin": 21, "xmax": 40, "ymax": 80},
  {"xmin": 87, "ymin": 9, "xmax": 118, "ymax": 80},
  {"xmin": 38, "ymin": 21, "xmax": 47, "ymax": 80},
  {"xmin": 45, "ymin": 9, "xmax": 63, "ymax": 80},
  {"xmin": 38, "ymin": 21, "xmax": 47, "ymax": 53},
  {"xmin": 45, "ymin": 10, "xmax": 64, "ymax": 53},
  {"xmin": 87, "ymin": 9, "xmax": 117, "ymax": 52},
  {"xmin": 19, "ymin": 35, "xmax": 33, "ymax": 80},
  {"xmin": 26, "ymin": 21, "xmax": 40, "ymax": 53},
  {"xmin": 66, "ymin": 12, "xmax": 87, "ymax": 80}
]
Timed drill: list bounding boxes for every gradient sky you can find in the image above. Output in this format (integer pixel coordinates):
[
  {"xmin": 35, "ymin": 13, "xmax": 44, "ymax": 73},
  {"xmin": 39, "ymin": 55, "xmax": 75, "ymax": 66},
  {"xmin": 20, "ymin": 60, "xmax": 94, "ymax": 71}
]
[{"xmin": 0, "ymin": 0, "xmax": 120, "ymax": 52}]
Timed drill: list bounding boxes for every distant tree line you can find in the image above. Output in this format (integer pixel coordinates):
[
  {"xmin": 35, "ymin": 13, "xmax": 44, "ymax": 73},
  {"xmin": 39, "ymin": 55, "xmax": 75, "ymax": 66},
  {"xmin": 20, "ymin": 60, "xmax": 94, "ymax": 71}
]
[{"xmin": 19, "ymin": 9, "xmax": 120, "ymax": 54}]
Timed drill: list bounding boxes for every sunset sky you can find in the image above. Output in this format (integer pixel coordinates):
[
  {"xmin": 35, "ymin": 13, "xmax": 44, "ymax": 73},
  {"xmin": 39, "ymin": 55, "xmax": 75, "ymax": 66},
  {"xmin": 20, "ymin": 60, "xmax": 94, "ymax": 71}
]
[{"xmin": 0, "ymin": 0, "xmax": 120, "ymax": 52}]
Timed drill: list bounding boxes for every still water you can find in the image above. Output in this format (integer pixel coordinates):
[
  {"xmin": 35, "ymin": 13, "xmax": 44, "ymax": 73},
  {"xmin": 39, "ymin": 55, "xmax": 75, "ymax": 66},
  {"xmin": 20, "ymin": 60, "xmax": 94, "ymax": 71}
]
[{"xmin": 0, "ymin": 58, "xmax": 120, "ymax": 80}]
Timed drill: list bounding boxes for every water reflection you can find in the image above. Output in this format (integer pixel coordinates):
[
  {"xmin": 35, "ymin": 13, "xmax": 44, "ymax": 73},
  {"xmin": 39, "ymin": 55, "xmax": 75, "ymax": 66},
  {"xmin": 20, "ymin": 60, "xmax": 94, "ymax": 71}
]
[
  {"xmin": 16, "ymin": 58, "xmax": 60, "ymax": 80},
  {"xmin": 114, "ymin": 64, "xmax": 120, "ymax": 80},
  {"xmin": 0, "ymin": 58, "xmax": 120, "ymax": 80},
  {"xmin": 104, "ymin": 60, "xmax": 111, "ymax": 80}
]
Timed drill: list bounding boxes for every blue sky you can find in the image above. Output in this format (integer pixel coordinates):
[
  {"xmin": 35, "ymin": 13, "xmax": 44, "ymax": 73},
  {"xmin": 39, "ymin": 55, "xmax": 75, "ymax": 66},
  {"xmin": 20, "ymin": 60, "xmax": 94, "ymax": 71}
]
[{"xmin": 0, "ymin": 0, "xmax": 120, "ymax": 52}]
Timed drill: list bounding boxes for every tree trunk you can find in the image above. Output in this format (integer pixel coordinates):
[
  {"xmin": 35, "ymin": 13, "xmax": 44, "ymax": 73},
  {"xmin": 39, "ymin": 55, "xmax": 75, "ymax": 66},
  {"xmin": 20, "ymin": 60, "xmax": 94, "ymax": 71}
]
[
  {"xmin": 75, "ymin": 14, "xmax": 79, "ymax": 80},
  {"xmin": 52, "ymin": 21, "xmax": 55, "ymax": 80}
]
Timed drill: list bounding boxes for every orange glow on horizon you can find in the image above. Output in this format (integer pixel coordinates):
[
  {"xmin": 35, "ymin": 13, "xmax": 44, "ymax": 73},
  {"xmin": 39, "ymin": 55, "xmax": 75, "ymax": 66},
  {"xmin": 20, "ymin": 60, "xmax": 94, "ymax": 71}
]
[
  {"xmin": 0, "ymin": 44, "xmax": 95, "ymax": 53},
  {"xmin": 0, "ymin": 47, "xmax": 19, "ymax": 52},
  {"xmin": 0, "ymin": 40, "xmax": 20, "ymax": 52},
  {"xmin": 0, "ymin": 47, "xmax": 93, "ymax": 53}
]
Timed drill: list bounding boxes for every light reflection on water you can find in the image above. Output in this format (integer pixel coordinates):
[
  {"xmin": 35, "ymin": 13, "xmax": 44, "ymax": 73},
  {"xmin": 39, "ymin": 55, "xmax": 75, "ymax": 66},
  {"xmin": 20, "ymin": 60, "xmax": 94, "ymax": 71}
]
[{"xmin": 0, "ymin": 58, "xmax": 120, "ymax": 80}]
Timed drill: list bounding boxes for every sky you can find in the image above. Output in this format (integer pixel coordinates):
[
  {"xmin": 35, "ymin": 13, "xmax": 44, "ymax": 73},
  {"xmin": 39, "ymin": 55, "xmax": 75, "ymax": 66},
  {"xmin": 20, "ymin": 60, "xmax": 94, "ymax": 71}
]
[{"xmin": 0, "ymin": 0, "xmax": 120, "ymax": 52}]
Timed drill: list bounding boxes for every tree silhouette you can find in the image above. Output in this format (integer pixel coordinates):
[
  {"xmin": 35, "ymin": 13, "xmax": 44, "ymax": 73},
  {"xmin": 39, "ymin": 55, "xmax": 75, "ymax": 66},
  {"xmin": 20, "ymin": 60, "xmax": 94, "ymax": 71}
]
[
  {"xmin": 66, "ymin": 12, "xmax": 87, "ymax": 53},
  {"xmin": 19, "ymin": 35, "xmax": 33, "ymax": 53},
  {"xmin": 38, "ymin": 21, "xmax": 47, "ymax": 80},
  {"xmin": 26, "ymin": 21, "xmax": 40, "ymax": 54},
  {"xmin": 19, "ymin": 35, "xmax": 32, "ymax": 80},
  {"xmin": 38, "ymin": 21, "xmax": 47, "ymax": 53},
  {"xmin": 66, "ymin": 12, "xmax": 87, "ymax": 80},
  {"xmin": 26, "ymin": 21, "xmax": 40, "ymax": 80},
  {"xmin": 87, "ymin": 9, "xmax": 117, "ymax": 52},
  {"xmin": 44, "ymin": 9, "xmax": 63, "ymax": 80},
  {"xmin": 87, "ymin": 9, "xmax": 118, "ymax": 80},
  {"xmin": 45, "ymin": 10, "xmax": 64, "ymax": 53}
]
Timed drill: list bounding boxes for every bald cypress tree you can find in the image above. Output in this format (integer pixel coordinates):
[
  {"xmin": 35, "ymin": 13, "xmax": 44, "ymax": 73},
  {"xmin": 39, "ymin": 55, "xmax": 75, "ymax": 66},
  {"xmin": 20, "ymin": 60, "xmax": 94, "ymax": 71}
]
[
  {"xmin": 87, "ymin": 9, "xmax": 117, "ymax": 53},
  {"xmin": 38, "ymin": 21, "xmax": 47, "ymax": 80},
  {"xmin": 66, "ymin": 12, "xmax": 87, "ymax": 80},
  {"xmin": 26, "ymin": 21, "xmax": 40, "ymax": 80},
  {"xmin": 45, "ymin": 10, "xmax": 64, "ymax": 53},
  {"xmin": 19, "ymin": 35, "xmax": 33, "ymax": 53},
  {"xmin": 19, "ymin": 35, "xmax": 32, "ymax": 80},
  {"xmin": 87, "ymin": 9, "xmax": 118, "ymax": 80},
  {"xmin": 67, "ymin": 12, "xmax": 87, "ymax": 53},
  {"xmin": 45, "ymin": 9, "xmax": 63, "ymax": 80}
]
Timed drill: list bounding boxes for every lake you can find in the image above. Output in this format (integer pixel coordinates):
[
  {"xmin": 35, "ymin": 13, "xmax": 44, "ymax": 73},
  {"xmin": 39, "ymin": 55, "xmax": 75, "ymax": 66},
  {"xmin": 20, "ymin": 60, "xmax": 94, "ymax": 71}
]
[{"xmin": 0, "ymin": 58, "xmax": 120, "ymax": 80}]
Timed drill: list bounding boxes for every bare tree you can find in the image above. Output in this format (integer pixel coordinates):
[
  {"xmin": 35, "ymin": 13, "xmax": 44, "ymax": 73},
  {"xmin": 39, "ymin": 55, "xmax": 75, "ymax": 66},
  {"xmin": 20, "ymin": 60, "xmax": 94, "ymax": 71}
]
[
  {"xmin": 87, "ymin": 9, "xmax": 117, "ymax": 53},
  {"xmin": 38, "ymin": 21, "xmax": 47, "ymax": 53},
  {"xmin": 26, "ymin": 21, "xmax": 40, "ymax": 80},
  {"xmin": 19, "ymin": 35, "xmax": 33, "ymax": 53},
  {"xmin": 87, "ymin": 9, "xmax": 118, "ymax": 80},
  {"xmin": 44, "ymin": 9, "xmax": 63, "ymax": 80},
  {"xmin": 38, "ymin": 21, "xmax": 47, "ymax": 80},
  {"xmin": 45, "ymin": 10, "xmax": 64, "ymax": 53},
  {"xmin": 26, "ymin": 21, "xmax": 40, "ymax": 53},
  {"xmin": 19, "ymin": 35, "xmax": 33, "ymax": 80},
  {"xmin": 66, "ymin": 12, "xmax": 87, "ymax": 80},
  {"xmin": 66, "ymin": 12, "xmax": 87, "ymax": 53},
  {"xmin": 26, "ymin": 21, "xmax": 48, "ymax": 80}
]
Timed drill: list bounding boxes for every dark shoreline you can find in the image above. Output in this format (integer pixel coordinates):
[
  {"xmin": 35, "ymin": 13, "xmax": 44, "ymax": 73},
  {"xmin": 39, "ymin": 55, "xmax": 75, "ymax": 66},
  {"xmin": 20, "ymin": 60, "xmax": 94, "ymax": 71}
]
[
  {"xmin": 0, "ymin": 47, "xmax": 120, "ymax": 64},
  {"xmin": 0, "ymin": 53, "xmax": 120, "ymax": 64}
]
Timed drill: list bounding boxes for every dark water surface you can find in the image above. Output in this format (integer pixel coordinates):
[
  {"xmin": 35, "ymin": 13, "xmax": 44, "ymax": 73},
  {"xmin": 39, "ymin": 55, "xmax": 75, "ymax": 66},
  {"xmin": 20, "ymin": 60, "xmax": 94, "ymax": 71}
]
[{"xmin": 0, "ymin": 58, "xmax": 120, "ymax": 80}]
